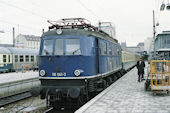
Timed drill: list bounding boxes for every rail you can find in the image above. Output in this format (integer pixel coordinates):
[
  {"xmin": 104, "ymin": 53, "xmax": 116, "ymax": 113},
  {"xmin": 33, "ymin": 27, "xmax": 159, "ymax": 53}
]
[
  {"xmin": 43, "ymin": 107, "xmax": 54, "ymax": 113},
  {"xmin": 0, "ymin": 77, "xmax": 40, "ymax": 99}
]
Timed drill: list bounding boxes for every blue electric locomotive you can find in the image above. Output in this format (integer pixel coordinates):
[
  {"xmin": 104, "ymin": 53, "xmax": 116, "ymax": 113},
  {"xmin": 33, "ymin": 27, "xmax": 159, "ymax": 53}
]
[{"xmin": 37, "ymin": 18, "xmax": 122, "ymax": 108}]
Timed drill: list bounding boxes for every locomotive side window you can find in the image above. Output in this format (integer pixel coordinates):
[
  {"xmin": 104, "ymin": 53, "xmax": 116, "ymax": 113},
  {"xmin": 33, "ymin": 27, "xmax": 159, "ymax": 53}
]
[
  {"xmin": 112, "ymin": 45, "xmax": 114, "ymax": 56},
  {"xmin": 100, "ymin": 41, "xmax": 107, "ymax": 55},
  {"xmin": 65, "ymin": 39, "xmax": 81, "ymax": 55},
  {"xmin": 55, "ymin": 39, "xmax": 63, "ymax": 55},
  {"xmin": 115, "ymin": 46, "xmax": 118, "ymax": 56},
  {"xmin": 3, "ymin": 55, "xmax": 6, "ymax": 63},
  {"xmin": 42, "ymin": 39, "xmax": 53, "ymax": 55},
  {"xmin": 108, "ymin": 44, "xmax": 112, "ymax": 55}
]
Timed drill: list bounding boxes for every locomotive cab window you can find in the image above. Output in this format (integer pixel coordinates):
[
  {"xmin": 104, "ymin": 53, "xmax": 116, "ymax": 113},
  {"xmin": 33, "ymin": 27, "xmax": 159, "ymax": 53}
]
[
  {"xmin": 55, "ymin": 39, "xmax": 63, "ymax": 55},
  {"xmin": 42, "ymin": 39, "xmax": 53, "ymax": 55},
  {"xmin": 65, "ymin": 39, "xmax": 81, "ymax": 55}
]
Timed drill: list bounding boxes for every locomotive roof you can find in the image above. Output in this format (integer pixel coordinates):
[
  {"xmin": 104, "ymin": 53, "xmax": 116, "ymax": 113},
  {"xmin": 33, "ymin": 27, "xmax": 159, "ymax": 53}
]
[
  {"xmin": 7, "ymin": 47, "xmax": 39, "ymax": 55},
  {"xmin": 42, "ymin": 29, "xmax": 118, "ymax": 44},
  {"xmin": 0, "ymin": 47, "xmax": 11, "ymax": 54}
]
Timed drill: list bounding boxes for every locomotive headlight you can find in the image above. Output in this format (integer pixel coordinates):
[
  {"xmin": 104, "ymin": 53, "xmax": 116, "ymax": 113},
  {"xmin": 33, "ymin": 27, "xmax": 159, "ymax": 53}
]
[
  {"xmin": 40, "ymin": 70, "xmax": 46, "ymax": 76},
  {"xmin": 74, "ymin": 69, "xmax": 84, "ymax": 77},
  {"xmin": 56, "ymin": 29, "xmax": 62, "ymax": 35}
]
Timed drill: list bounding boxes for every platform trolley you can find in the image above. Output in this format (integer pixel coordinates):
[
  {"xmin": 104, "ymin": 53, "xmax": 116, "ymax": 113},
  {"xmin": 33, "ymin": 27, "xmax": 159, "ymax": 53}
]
[{"xmin": 145, "ymin": 60, "xmax": 170, "ymax": 94}]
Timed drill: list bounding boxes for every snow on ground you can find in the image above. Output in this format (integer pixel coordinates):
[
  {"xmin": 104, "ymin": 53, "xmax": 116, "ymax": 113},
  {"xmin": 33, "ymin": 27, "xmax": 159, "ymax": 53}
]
[{"xmin": 0, "ymin": 71, "xmax": 39, "ymax": 84}]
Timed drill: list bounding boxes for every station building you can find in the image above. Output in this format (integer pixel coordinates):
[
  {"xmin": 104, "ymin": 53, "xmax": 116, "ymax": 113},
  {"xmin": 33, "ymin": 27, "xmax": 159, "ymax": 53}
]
[
  {"xmin": 15, "ymin": 34, "xmax": 40, "ymax": 50},
  {"xmin": 155, "ymin": 31, "xmax": 170, "ymax": 59}
]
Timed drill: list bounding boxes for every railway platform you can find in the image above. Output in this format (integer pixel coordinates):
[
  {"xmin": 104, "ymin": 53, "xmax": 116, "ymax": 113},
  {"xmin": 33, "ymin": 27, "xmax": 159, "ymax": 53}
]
[
  {"xmin": 76, "ymin": 65, "xmax": 170, "ymax": 113},
  {"xmin": 0, "ymin": 71, "xmax": 40, "ymax": 107},
  {"xmin": 0, "ymin": 71, "xmax": 38, "ymax": 84}
]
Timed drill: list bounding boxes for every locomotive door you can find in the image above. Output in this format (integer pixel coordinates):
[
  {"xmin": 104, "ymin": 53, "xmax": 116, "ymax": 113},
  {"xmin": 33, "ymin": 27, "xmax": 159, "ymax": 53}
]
[{"xmin": 95, "ymin": 38, "xmax": 100, "ymax": 74}]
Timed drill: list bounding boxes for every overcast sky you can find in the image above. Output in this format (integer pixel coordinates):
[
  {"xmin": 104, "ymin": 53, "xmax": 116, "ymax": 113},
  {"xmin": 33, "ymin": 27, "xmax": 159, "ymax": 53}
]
[{"xmin": 0, "ymin": 0, "xmax": 170, "ymax": 46}]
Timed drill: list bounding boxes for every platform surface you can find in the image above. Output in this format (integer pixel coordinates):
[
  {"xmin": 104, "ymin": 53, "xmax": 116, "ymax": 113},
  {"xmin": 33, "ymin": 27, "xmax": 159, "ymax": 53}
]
[
  {"xmin": 76, "ymin": 66, "xmax": 170, "ymax": 113},
  {"xmin": 0, "ymin": 71, "xmax": 38, "ymax": 84}
]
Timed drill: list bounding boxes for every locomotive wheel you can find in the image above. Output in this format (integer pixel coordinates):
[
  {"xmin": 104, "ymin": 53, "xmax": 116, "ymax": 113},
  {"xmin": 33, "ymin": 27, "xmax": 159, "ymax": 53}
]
[
  {"xmin": 112, "ymin": 76, "xmax": 117, "ymax": 82},
  {"xmin": 117, "ymin": 73, "xmax": 122, "ymax": 78},
  {"xmin": 106, "ymin": 77, "xmax": 112, "ymax": 85},
  {"xmin": 103, "ymin": 80, "xmax": 107, "ymax": 89}
]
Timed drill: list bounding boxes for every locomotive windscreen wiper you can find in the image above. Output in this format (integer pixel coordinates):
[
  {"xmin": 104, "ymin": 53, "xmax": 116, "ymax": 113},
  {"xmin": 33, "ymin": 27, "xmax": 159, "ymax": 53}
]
[
  {"xmin": 43, "ymin": 49, "xmax": 51, "ymax": 55},
  {"xmin": 72, "ymin": 48, "xmax": 80, "ymax": 55}
]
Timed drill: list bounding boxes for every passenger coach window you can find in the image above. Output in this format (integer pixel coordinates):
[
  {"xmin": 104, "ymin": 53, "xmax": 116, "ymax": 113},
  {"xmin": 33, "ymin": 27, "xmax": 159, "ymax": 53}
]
[
  {"xmin": 42, "ymin": 39, "xmax": 53, "ymax": 55},
  {"xmin": 26, "ymin": 55, "xmax": 29, "ymax": 62},
  {"xmin": 31, "ymin": 56, "xmax": 34, "ymax": 62},
  {"xmin": 8, "ymin": 55, "xmax": 10, "ymax": 62},
  {"xmin": 3, "ymin": 55, "xmax": 6, "ymax": 63},
  {"xmin": 65, "ymin": 39, "xmax": 81, "ymax": 55},
  {"xmin": 20, "ymin": 55, "xmax": 24, "ymax": 62},
  {"xmin": 55, "ymin": 39, "xmax": 63, "ymax": 55},
  {"xmin": 15, "ymin": 55, "xmax": 18, "ymax": 62}
]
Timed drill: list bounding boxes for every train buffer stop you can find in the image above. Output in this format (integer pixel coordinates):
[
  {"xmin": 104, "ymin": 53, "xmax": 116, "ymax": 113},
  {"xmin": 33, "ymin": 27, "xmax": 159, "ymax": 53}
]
[{"xmin": 75, "ymin": 62, "xmax": 170, "ymax": 113}]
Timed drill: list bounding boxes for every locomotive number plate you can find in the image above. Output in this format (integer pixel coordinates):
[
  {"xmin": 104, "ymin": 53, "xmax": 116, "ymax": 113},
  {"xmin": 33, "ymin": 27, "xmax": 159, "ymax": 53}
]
[
  {"xmin": 57, "ymin": 72, "xmax": 66, "ymax": 77},
  {"xmin": 52, "ymin": 72, "xmax": 67, "ymax": 76}
]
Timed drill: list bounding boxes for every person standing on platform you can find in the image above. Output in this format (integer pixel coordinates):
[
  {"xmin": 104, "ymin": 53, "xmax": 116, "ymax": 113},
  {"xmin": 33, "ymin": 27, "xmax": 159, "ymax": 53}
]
[{"xmin": 136, "ymin": 57, "xmax": 145, "ymax": 82}]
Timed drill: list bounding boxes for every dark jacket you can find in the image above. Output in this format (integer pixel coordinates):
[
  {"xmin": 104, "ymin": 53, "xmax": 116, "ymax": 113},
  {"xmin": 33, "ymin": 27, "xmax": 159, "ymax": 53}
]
[{"xmin": 136, "ymin": 61, "xmax": 145, "ymax": 75}]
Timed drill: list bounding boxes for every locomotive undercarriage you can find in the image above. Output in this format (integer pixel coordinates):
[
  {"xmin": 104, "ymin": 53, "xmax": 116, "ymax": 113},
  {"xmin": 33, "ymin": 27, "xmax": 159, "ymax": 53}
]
[
  {"xmin": 37, "ymin": 71, "xmax": 124, "ymax": 109},
  {"xmin": 46, "ymin": 87, "xmax": 88, "ymax": 109},
  {"xmin": 39, "ymin": 79, "xmax": 89, "ymax": 109}
]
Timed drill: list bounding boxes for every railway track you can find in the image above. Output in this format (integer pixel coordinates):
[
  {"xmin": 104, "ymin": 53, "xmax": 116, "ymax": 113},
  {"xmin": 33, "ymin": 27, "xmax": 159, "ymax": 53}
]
[
  {"xmin": 0, "ymin": 77, "xmax": 40, "ymax": 107},
  {"xmin": 44, "ymin": 107, "xmax": 76, "ymax": 113},
  {"xmin": 44, "ymin": 107, "xmax": 54, "ymax": 113},
  {"xmin": 0, "ymin": 91, "xmax": 31, "ymax": 107}
]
